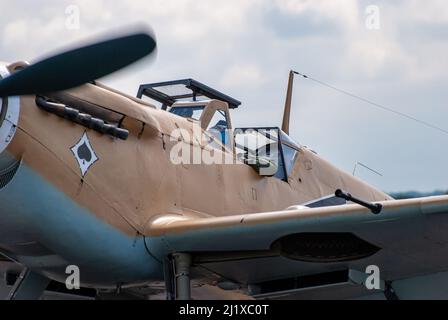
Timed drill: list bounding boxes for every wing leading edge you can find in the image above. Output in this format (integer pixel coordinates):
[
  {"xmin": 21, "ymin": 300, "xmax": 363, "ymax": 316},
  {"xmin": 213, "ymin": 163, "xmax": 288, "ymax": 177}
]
[{"xmin": 146, "ymin": 195, "xmax": 448, "ymax": 288}]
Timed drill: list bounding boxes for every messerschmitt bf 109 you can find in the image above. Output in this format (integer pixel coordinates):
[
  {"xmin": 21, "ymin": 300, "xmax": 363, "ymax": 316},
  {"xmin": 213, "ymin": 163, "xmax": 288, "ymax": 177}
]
[{"xmin": 1, "ymin": 28, "xmax": 448, "ymax": 301}]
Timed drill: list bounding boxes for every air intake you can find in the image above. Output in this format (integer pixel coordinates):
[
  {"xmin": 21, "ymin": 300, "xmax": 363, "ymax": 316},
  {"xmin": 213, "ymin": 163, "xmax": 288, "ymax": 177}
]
[
  {"xmin": 271, "ymin": 232, "xmax": 380, "ymax": 263},
  {"xmin": 0, "ymin": 160, "xmax": 20, "ymax": 190}
]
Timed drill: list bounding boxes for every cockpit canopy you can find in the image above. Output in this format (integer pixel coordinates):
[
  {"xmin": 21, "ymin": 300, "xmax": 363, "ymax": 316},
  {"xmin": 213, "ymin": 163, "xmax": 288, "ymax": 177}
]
[
  {"xmin": 137, "ymin": 78, "xmax": 241, "ymax": 110},
  {"xmin": 137, "ymin": 79, "xmax": 300, "ymax": 182},
  {"xmin": 138, "ymin": 78, "xmax": 238, "ymax": 149},
  {"xmin": 234, "ymin": 127, "xmax": 300, "ymax": 181}
]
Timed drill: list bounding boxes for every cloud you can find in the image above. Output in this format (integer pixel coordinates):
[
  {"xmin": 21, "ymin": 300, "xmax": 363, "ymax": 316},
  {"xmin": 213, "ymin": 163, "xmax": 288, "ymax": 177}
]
[
  {"xmin": 2, "ymin": 0, "xmax": 448, "ymax": 191},
  {"xmin": 221, "ymin": 64, "xmax": 267, "ymax": 88}
]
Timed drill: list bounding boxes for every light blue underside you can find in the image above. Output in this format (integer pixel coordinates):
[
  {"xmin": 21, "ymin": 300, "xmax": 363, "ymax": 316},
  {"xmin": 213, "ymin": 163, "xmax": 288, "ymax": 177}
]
[{"xmin": 0, "ymin": 156, "xmax": 163, "ymax": 287}]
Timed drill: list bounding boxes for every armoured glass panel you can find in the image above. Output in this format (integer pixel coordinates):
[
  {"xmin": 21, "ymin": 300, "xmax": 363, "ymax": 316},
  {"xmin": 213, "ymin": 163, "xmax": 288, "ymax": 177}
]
[{"xmin": 169, "ymin": 106, "xmax": 205, "ymax": 120}]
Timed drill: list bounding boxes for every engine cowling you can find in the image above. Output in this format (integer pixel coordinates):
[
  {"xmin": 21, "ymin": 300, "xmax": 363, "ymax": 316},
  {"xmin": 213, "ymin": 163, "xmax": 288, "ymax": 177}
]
[{"xmin": 0, "ymin": 64, "xmax": 20, "ymax": 155}]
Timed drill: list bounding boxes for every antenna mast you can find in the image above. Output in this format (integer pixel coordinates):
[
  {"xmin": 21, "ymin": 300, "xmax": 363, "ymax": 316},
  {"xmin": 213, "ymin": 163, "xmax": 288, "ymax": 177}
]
[{"xmin": 282, "ymin": 70, "xmax": 298, "ymax": 135}]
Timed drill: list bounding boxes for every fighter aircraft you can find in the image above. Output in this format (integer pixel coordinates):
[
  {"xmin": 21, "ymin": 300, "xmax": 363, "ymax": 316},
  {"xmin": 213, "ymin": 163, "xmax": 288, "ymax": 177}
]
[{"xmin": 1, "ymin": 28, "xmax": 448, "ymax": 300}]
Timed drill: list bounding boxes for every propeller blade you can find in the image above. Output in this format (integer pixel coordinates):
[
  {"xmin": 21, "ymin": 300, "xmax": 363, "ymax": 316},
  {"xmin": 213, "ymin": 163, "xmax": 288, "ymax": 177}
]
[{"xmin": 0, "ymin": 32, "xmax": 156, "ymax": 97}]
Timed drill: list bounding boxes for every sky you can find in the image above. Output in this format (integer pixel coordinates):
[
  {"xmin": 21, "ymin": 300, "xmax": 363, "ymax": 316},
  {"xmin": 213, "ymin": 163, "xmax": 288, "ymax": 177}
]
[{"xmin": 1, "ymin": 0, "xmax": 448, "ymax": 193}]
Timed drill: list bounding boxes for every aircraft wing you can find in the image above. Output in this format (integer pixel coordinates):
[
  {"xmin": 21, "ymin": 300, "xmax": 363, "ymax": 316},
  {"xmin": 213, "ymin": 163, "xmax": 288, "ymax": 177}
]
[{"xmin": 147, "ymin": 195, "xmax": 448, "ymax": 298}]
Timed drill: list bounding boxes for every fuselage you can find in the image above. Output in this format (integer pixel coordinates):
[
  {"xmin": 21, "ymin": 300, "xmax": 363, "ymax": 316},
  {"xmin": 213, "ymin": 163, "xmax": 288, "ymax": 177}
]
[{"xmin": 0, "ymin": 63, "xmax": 391, "ymax": 288}]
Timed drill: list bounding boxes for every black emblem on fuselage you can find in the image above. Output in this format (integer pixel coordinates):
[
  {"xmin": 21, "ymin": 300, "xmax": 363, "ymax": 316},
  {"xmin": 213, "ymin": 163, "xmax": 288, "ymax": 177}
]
[
  {"xmin": 71, "ymin": 132, "xmax": 98, "ymax": 177},
  {"xmin": 77, "ymin": 142, "xmax": 92, "ymax": 164}
]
